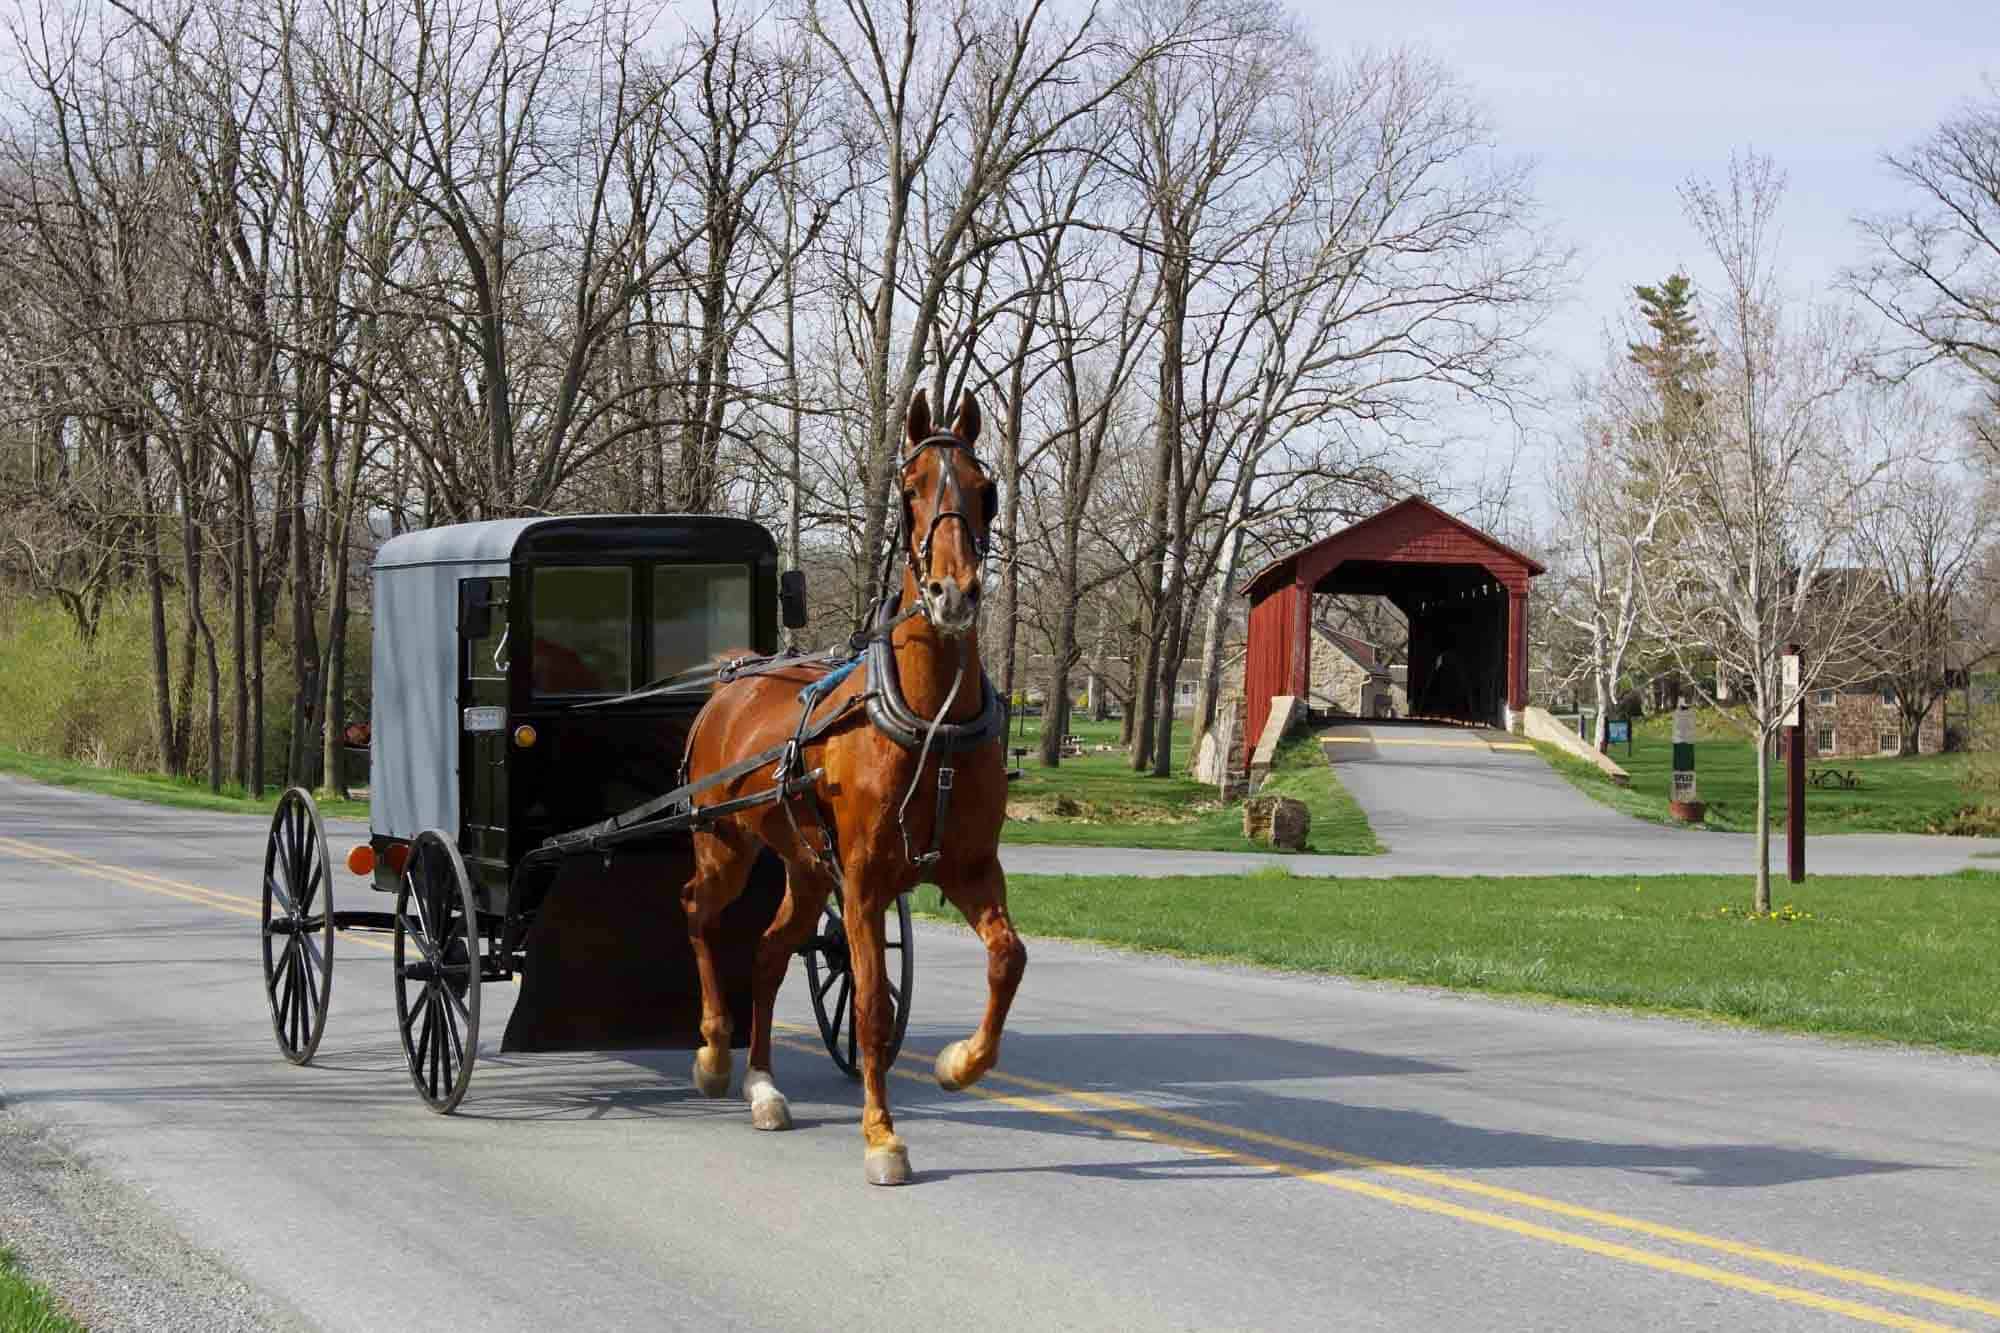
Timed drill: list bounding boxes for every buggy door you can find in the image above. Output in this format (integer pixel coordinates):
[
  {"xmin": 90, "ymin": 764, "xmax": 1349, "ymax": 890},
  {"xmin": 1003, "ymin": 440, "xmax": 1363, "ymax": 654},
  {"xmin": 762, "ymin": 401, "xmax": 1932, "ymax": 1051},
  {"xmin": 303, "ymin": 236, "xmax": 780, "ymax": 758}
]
[{"xmin": 460, "ymin": 577, "xmax": 511, "ymax": 890}]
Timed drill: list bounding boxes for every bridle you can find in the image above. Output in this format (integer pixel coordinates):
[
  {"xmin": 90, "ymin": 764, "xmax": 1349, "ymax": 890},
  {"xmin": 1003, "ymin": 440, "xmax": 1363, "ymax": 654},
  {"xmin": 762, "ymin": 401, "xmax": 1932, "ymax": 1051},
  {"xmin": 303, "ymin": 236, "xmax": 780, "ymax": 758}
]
[{"xmin": 900, "ymin": 432, "xmax": 992, "ymax": 592}]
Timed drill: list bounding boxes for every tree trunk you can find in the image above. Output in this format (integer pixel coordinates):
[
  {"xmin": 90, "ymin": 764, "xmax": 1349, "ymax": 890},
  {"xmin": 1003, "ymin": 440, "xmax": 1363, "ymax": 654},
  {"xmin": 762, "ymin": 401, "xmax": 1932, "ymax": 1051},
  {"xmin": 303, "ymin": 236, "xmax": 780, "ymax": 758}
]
[
  {"xmin": 141, "ymin": 510, "xmax": 178, "ymax": 776},
  {"xmin": 1753, "ymin": 733, "xmax": 1772, "ymax": 913},
  {"xmin": 231, "ymin": 459, "xmax": 249, "ymax": 789}
]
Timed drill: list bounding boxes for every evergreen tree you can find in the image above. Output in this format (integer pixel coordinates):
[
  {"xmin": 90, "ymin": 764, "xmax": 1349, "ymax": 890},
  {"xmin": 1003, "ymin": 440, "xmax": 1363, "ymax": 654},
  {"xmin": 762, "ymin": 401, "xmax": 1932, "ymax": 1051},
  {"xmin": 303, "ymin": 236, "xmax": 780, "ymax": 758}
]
[{"xmin": 1624, "ymin": 273, "xmax": 1713, "ymax": 483}]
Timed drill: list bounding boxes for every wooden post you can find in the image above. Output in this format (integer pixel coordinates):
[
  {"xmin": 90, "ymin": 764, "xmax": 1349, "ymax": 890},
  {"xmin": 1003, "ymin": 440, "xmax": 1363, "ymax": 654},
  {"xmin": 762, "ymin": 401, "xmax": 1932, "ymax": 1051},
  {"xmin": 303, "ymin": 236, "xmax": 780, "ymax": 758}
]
[{"xmin": 1783, "ymin": 645, "xmax": 1804, "ymax": 884}]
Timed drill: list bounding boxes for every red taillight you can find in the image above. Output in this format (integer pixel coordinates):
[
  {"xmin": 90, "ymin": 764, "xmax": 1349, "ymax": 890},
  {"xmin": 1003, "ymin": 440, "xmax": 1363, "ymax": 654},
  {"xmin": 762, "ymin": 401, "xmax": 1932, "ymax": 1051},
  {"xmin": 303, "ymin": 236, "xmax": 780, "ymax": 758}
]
[{"xmin": 347, "ymin": 844, "xmax": 376, "ymax": 876}]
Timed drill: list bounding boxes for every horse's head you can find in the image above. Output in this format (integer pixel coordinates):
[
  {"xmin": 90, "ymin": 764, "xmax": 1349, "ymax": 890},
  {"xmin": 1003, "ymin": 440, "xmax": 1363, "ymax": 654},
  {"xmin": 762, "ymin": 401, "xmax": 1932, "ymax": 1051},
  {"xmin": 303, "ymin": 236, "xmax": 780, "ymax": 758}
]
[{"xmin": 899, "ymin": 388, "xmax": 996, "ymax": 638}]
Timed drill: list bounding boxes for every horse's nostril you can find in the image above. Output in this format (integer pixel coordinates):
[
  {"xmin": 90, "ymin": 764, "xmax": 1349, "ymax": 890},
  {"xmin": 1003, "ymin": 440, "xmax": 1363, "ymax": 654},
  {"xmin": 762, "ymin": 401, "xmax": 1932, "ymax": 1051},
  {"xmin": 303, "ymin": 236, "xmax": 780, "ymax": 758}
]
[
  {"xmin": 966, "ymin": 583, "xmax": 981, "ymax": 603},
  {"xmin": 928, "ymin": 580, "xmax": 945, "ymax": 599}
]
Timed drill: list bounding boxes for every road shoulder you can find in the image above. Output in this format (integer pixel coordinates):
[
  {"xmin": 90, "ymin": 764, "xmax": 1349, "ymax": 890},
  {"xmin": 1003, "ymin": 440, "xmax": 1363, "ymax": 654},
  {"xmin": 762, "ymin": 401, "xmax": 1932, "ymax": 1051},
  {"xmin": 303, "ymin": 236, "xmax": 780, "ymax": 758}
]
[{"xmin": 0, "ymin": 1101, "xmax": 311, "ymax": 1333}]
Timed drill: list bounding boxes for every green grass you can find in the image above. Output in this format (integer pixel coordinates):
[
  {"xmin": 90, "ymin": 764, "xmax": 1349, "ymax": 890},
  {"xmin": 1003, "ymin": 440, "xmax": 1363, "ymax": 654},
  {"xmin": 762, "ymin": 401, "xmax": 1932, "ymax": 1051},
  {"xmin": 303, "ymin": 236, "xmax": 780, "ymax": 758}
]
[
  {"xmin": 999, "ymin": 717, "xmax": 1379, "ymax": 854},
  {"xmin": 0, "ymin": 747, "xmax": 366, "ymax": 823},
  {"xmin": 0, "ymin": 1248, "xmax": 85, "ymax": 1333},
  {"xmin": 925, "ymin": 868, "xmax": 2000, "ymax": 1053},
  {"xmin": 1538, "ymin": 713, "xmax": 1995, "ymax": 836}
]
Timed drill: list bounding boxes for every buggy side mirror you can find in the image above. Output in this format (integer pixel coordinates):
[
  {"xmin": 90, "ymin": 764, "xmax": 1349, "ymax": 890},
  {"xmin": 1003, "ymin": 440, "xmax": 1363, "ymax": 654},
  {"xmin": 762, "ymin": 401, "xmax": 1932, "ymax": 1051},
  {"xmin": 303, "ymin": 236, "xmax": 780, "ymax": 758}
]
[
  {"xmin": 459, "ymin": 578, "xmax": 495, "ymax": 640},
  {"xmin": 779, "ymin": 570, "xmax": 809, "ymax": 630}
]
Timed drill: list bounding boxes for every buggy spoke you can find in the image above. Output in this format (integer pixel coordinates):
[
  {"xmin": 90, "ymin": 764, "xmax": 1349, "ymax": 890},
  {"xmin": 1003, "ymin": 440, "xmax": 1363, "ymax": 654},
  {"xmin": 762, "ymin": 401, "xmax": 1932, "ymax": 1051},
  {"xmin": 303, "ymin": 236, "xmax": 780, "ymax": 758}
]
[
  {"xmin": 844, "ymin": 984, "xmax": 857, "ymax": 1071},
  {"xmin": 265, "ymin": 872, "xmax": 295, "ymax": 917},
  {"xmin": 414, "ymin": 993, "xmax": 435, "ymax": 1088},
  {"xmin": 815, "ymin": 966, "xmax": 842, "ymax": 1003},
  {"xmin": 428, "ymin": 991, "xmax": 444, "ymax": 1098},
  {"xmin": 299, "ymin": 857, "xmax": 324, "ymax": 914}
]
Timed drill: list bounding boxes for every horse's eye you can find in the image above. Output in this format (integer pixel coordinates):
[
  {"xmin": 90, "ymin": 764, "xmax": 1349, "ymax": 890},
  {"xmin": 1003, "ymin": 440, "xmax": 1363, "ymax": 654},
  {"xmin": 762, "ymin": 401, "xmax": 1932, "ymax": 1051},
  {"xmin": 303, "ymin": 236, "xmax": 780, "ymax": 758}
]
[{"xmin": 903, "ymin": 489, "xmax": 917, "ymax": 503}]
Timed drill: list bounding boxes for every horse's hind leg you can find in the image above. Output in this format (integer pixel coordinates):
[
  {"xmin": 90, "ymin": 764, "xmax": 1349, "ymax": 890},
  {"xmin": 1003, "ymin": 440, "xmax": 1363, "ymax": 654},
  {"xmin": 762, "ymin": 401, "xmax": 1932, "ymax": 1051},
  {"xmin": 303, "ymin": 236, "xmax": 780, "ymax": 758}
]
[
  {"xmin": 742, "ymin": 864, "xmax": 831, "ymax": 1131},
  {"xmin": 683, "ymin": 823, "xmax": 754, "ymax": 1098},
  {"xmin": 932, "ymin": 854, "xmax": 1026, "ymax": 1093}
]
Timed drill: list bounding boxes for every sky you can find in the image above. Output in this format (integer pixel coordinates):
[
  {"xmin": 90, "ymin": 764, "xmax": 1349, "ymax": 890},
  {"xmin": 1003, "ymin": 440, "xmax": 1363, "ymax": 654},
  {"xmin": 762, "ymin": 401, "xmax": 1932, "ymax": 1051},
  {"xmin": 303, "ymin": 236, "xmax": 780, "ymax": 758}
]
[{"xmin": 1298, "ymin": 0, "xmax": 2000, "ymax": 500}]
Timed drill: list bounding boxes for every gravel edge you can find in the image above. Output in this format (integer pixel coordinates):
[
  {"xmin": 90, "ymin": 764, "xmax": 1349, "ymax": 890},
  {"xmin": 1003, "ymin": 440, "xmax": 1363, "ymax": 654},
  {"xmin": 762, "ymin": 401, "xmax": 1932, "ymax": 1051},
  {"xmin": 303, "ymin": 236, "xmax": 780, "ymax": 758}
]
[{"xmin": 0, "ymin": 1101, "xmax": 315, "ymax": 1333}]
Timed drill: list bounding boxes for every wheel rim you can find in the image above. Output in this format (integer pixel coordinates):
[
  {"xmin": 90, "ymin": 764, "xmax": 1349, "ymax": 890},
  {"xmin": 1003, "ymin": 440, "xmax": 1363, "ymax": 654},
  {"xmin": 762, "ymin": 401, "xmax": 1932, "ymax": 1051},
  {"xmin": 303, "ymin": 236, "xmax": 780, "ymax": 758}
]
[
  {"xmin": 806, "ymin": 893, "xmax": 914, "ymax": 1079},
  {"xmin": 393, "ymin": 831, "xmax": 480, "ymax": 1113},
  {"xmin": 261, "ymin": 788, "xmax": 333, "ymax": 1065}
]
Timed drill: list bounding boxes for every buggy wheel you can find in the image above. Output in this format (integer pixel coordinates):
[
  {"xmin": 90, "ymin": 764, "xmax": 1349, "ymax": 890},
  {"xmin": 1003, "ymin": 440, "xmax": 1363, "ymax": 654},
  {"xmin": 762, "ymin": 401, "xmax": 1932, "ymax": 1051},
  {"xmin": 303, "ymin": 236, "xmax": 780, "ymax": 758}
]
[
  {"xmin": 393, "ymin": 830, "xmax": 481, "ymax": 1113},
  {"xmin": 804, "ymin": 892, "xmax": 913, "ymax": 1079},
  {"xmin": 261, "ymin": 787, "xmax": 334, "ymax": 1065}
]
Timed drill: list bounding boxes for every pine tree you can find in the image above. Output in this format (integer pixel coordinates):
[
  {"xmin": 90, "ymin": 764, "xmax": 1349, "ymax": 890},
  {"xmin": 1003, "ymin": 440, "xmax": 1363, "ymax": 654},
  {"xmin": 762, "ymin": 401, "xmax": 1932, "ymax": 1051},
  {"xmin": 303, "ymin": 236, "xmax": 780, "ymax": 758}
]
[{"xmin": 1625, "ymin": 273, "xmax": 1713, "ymax": 479}]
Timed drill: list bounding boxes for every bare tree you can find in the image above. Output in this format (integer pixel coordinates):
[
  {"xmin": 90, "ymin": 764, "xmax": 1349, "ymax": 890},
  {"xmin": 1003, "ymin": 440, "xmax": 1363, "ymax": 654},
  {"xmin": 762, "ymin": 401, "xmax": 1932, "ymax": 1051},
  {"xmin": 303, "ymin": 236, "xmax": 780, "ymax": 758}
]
[
  {"xmin": 1853, "ymin": 450, "xmax": 1998, "ymax": 754},
  {"xmin": 1638, "ymin": 154, "xmax": 1893, "ymax": 910},
  {"xmin": 1851, "ymin": 82, "xmax": 2000, "ymax": 459}
]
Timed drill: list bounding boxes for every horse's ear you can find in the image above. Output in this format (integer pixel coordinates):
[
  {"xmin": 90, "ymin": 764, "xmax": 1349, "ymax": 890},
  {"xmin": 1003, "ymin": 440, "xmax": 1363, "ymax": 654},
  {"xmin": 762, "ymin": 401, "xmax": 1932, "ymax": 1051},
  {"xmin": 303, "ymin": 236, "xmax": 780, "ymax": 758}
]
[
  {"xmin": 906, "ymin": 388, "xmax": 932, "ymax": 448},
  {"xmin": 952, "ymin": 390, "xmax": 982, "ymax": 445}
]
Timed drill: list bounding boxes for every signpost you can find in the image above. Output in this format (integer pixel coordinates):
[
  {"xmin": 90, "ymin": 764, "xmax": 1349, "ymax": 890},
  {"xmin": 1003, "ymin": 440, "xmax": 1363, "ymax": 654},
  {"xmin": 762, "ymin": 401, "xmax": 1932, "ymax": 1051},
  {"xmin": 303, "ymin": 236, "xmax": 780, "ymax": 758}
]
[
  {"xmin": 1605, "ymin": 717, "xmax": 1632, "ymax": 756},
  {"xmin": 1669, "ymin": 704, "xmax": 1702, "ymax": 822},
  {"xmin": 1782, "ymin": 646, "xmax": 1804, "ymax": 883}
]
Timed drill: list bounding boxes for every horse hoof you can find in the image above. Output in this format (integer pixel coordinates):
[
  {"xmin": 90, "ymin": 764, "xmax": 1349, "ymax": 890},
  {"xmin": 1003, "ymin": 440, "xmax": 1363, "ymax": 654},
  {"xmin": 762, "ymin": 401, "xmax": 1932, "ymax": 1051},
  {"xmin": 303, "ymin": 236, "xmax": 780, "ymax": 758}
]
[
  {"xmin": 933, "ymin": 1040, "xmax": 975, "ymax": 1092},
  {"xmin": 692, "ymin": 1051, "xmax": 732, "ymax": 1099},
  {"xmin": 744, "ymin": 1073, "xmax": 793, "ymax": 1131},
  {"xmin": 864, "ymin": 1144, "xmax": 912, "ymax": 1186}
]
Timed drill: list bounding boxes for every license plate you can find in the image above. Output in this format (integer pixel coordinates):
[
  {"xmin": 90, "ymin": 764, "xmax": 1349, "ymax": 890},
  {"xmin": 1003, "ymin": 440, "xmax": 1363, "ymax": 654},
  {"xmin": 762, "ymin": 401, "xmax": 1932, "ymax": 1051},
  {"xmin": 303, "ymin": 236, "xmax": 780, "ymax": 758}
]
[{"xmin": 462, "ymin": 705, "xmax": 507, "ymax": 734}]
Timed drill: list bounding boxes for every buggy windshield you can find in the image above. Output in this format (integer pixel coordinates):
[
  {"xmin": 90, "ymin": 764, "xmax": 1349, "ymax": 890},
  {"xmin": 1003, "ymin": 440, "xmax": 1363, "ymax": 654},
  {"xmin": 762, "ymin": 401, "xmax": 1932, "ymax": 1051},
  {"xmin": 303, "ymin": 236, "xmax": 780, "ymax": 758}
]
[{"xmin": 652, "ymin": 563, "xmax": 753, "ymax": 680}]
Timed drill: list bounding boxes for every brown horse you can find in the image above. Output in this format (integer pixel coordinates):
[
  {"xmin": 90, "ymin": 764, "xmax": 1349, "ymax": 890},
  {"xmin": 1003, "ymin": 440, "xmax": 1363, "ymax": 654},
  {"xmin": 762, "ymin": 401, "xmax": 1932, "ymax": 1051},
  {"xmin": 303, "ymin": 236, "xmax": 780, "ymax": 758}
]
[{"xmin": 678, "ymin": 389, "xmax": 1024, "ymax": 1185}]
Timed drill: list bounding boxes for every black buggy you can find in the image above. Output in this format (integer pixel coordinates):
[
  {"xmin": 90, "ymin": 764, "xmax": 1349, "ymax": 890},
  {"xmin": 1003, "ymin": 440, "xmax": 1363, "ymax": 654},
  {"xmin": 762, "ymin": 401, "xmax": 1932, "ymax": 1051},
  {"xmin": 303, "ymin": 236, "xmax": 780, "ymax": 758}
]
[{"xmin": 257, "ymin": 515, "xmax": 913, "ymax": 1112}]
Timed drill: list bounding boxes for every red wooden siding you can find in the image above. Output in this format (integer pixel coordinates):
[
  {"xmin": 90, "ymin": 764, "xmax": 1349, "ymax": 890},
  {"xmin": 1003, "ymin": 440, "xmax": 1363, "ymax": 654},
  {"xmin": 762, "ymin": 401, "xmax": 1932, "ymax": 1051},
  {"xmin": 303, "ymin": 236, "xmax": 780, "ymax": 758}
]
[{"xmin": 1244, "ymin": 580, "xmax": 1299, "ymax": 765}]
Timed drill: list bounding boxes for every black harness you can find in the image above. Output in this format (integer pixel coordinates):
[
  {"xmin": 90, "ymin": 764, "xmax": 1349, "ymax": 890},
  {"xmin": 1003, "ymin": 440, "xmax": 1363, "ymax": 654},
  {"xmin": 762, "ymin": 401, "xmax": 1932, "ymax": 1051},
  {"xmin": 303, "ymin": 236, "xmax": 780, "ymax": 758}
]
[{"xmin": 547, "ymin": 432, "xmax": 1004, "ymax": 877}]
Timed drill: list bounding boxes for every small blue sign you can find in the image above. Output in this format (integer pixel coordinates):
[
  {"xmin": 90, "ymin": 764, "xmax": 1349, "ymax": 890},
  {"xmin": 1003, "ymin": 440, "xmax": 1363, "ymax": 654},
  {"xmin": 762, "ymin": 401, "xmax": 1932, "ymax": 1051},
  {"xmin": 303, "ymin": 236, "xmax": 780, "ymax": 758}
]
[{"xmin": 1607, "ymin": 719, "xmax": 1632, "ymax": 747}]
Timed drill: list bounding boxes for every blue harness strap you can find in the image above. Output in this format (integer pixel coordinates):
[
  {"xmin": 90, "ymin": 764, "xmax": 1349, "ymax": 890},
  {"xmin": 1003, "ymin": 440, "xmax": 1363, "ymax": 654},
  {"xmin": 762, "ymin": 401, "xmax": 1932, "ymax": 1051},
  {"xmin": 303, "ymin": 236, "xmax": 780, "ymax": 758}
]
[{"xmin": 797, "ymin": 655, "xmax": 864, "ymax": 709}]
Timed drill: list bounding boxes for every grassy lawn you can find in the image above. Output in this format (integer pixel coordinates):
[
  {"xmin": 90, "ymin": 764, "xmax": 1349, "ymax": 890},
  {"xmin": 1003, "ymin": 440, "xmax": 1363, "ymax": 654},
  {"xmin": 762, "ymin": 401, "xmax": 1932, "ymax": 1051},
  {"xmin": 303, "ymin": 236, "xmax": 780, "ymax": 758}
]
[
  {"xmin": 1000, "ymin": 717, "xmax": 1379, "ymax": 854},
  {"xmin": 0, "ymin": 747, "xmax": 367, "ymax": 823},
  {"xmin": 0, "ymin": 1248, "xmax": 84, "ymax": 1333},
  {"xmin": 923, "ymin": 868, "xmax": 2000, "ymax": 1053},
  {"xmin": 1537, "ymin": 712, "xmax": 1995, "ymax": 836}
]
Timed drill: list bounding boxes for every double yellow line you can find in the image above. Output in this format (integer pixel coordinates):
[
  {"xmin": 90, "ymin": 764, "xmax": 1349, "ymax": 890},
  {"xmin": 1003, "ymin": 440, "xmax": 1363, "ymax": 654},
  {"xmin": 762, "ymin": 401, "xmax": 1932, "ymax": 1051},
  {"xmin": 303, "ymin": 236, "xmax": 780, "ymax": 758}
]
[{"xmin": 3, "ymin": 833, "xmax": 1992, "ymax": 1330}]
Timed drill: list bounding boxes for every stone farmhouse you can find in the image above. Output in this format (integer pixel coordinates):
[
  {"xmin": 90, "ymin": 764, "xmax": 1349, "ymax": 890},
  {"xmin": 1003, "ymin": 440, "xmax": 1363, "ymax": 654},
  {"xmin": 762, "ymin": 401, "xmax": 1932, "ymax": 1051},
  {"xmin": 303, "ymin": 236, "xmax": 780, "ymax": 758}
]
[{"xmin": 1803, "ymin": 684, "xmax": 1943, "ymax": 759}]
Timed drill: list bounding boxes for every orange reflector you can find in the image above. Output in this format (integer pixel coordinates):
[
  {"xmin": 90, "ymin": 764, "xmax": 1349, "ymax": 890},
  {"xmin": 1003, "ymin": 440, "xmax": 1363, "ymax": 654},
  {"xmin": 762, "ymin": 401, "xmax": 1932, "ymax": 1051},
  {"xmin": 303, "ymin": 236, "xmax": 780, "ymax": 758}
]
[
  {"xmin": 513, "ymin": 724, "xmax": 538, "ymax": 748},
  {"xmin": 346, "ymin": 844, "xmax": 375, "ymax": 876},
  {"xmin": 385, "ymin": 843, "xmax": 411, "ymax": 875}
]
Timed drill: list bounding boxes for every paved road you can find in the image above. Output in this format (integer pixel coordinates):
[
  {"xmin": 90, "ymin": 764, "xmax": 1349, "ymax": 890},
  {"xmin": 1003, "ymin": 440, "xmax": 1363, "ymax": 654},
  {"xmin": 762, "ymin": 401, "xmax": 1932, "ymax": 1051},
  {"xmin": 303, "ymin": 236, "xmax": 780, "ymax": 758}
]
[
  {"xmin": 1295, "ymin": 720, "xmax": 1991, "ymax": 878},
  {"xmin": 5, "ymin": 776, "xmax": 2000, "ymax": 1331}
]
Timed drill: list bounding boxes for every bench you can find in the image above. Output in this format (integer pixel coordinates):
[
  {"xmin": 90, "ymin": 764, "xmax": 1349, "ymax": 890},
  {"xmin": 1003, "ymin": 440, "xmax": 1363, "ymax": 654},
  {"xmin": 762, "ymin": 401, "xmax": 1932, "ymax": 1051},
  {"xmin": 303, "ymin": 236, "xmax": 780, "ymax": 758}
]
[{"xmin": 1808, "ymin": 768, "xmax": 1861, "ymax": 790}]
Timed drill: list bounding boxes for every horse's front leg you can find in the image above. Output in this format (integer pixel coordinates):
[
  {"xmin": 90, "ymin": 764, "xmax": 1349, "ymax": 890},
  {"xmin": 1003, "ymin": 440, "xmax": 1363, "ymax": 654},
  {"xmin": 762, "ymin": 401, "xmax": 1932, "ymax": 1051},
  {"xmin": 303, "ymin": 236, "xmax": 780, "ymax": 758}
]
[
  {"xmin": 742, "ymin": 866, "xmax": 830, "ymax": 1131},
  {"xmin": 933, "ymin": 854, "xmax": 1026, "ymax": 1092},
  {"xmin": 842, "ymin": 879, "xmax": 911, "ymax": 1185}
]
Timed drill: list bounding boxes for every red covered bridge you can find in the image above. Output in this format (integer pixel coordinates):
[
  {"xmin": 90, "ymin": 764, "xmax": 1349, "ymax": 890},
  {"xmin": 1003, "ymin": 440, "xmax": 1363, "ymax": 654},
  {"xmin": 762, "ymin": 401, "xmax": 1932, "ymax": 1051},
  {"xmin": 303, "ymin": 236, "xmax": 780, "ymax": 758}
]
[{"xmin": 1241, "ymin": 496, "xmax": 1544, "ymax": 754}]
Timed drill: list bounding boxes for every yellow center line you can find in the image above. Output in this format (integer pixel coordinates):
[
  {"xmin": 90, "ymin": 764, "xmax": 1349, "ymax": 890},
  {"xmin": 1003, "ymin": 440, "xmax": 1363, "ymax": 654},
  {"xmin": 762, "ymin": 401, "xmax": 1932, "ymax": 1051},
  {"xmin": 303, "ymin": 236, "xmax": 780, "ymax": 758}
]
[
  {"xmin": 765, "ymin": 1032, "xmax": 1956, "ymax": 1332},
  {"xmin": 2, "ymin": 835, "xmax": 1985, "ymax": 1329}
]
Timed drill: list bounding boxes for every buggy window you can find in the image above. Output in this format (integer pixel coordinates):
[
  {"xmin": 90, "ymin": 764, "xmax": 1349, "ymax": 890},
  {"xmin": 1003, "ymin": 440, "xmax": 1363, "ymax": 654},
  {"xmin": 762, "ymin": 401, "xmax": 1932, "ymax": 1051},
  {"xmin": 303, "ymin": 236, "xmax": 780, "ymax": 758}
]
[
  {"xmin": 652, "ymin": 563, "xmax": 753, "ymax": 680},
  {"xmin": 531, "ymin": 566, "xmax": 632, "ymax": 695},
  {"xmin": 464, "ymin": 578, "xmax": 510, "ymax": 682}
]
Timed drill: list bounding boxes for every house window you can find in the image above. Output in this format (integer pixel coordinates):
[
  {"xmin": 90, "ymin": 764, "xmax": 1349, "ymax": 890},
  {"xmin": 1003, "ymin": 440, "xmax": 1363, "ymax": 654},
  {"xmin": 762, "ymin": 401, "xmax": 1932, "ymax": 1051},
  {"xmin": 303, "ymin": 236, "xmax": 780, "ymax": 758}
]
[
  {"xmin": 1816, "ymin": 689, "xmax": 1834, "ymax": 706},
  {"xmin": 1179, "ymin": 682, "xmax": 1195, "ymax": 697},
  {"xmin": 1879, "ymin": 731, "xmax": 1899, "ymax": 755},
  {"xmin": 1815, "ymin": 726, "xmax": 1834, "ymax": 754},
  {"xmin": 1880, "ymin": 687, "xmax": 1895, "ymax": 706}
]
